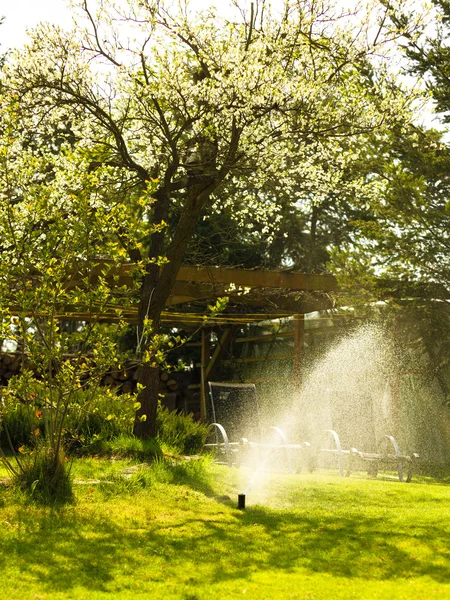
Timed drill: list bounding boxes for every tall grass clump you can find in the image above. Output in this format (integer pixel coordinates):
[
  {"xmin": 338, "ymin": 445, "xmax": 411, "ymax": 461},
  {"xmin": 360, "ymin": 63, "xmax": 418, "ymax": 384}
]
[
  {"xmin": 14, "ymin": 444, "xmax": 73, "ymax": 505},
  {"xmin": 156, "ymin": 406, "xmax": 210, "ymax": 455},
  {"xmin": 94, "ymin": 434, "xmax": 162, "ymax": 460}
]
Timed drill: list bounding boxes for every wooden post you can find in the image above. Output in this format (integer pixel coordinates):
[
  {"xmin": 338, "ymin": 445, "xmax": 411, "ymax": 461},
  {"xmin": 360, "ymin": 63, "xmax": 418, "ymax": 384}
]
[
  {"xmin": 200, "ymin": 329, "xmax": 211, "ymax": 422},
  {"xmin": 205, "ymin": 326, "xmax": 236, "ymax": 381},
  {"xmin": 293, "ymin": 313, "xmax": 305, "ymax": 386}
]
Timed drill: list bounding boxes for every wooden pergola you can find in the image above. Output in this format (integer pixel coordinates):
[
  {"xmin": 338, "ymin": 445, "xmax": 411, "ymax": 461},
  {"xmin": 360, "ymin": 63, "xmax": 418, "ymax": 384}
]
[
  {"xmin": 70, "ymin": 263, "xmax": 338, "ymax": 417},
  {"xmin": 160, "ymin": 266, "xmax": 338, "ymax": 419},
  {"xmin": 58, "ymin": 262, "xmax": 338, "ymax": 317},
  {"xmin": 11, "ymin": 262, "xmax": 339, "ymax": 419}
]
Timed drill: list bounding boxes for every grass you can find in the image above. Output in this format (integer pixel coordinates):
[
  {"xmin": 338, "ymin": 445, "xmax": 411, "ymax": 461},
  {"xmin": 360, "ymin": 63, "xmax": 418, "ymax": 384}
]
[
  {"xmin": 0, "ymin": 460, "xmax": 450, "ymax": 599},
  {"xmin": 80, "ymin": 433, "xmax": 163, "ymax": 460}
]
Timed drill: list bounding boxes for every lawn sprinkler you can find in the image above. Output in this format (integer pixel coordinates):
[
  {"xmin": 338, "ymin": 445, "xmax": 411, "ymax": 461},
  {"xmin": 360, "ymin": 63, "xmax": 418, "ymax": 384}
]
[{"xmin": 237, "ymin": 493, "xmax": 246, "ymax": 510}]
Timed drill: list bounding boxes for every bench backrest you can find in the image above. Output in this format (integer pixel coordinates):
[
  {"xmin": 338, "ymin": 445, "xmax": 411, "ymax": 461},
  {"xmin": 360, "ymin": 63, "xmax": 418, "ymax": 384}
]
[{"xmin": 208, "ymin": 381, "xmax": 261, "ymax": 442}]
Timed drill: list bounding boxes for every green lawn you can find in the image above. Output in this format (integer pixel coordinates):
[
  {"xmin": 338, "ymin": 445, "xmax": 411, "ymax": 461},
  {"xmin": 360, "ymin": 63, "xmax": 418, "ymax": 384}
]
[{"xmin": 0, "ymin": 459, "xmax": 450, "ymax": 599}]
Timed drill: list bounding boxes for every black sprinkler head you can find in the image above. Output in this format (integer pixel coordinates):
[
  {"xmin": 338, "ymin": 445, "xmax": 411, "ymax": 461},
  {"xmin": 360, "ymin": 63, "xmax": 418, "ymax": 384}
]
[{"xmin": 238, "ymin": 493, "xmax": 246, "ymax": 510}]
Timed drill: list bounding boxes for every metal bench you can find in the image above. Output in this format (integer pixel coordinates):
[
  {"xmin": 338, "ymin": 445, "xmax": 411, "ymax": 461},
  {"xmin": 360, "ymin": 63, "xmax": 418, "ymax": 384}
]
[
  {"xmin": 205, "ymin": 425, "xmax": 419, "ymax": 482},
  {"xmin": 309, "ymin": 430, "xmax": 419, "ymax": 482}
]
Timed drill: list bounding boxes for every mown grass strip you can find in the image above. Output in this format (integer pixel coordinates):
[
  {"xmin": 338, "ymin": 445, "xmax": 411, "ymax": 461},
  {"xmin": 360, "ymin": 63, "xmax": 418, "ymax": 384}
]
[{"xmin": 0, "ymin": 461, "xmax": 449, "ymax": 599}]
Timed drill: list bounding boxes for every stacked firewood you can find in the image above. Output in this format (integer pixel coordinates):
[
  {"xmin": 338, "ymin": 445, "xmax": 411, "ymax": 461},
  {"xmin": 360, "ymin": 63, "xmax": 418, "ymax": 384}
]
[
  {"xmin": 100, "ymin": 365, "xmax": 138, "ymax": 394},
  {"xmin": 158, "ymin": 371, "xmax": 180, "ymax": 393},
  {"xmin": 0, "ymin": 353, "xmax": 25, "ymax": 384},
  {"xmin": 0, "ymin": 353, "xmax": 185, "ymax": 403}
]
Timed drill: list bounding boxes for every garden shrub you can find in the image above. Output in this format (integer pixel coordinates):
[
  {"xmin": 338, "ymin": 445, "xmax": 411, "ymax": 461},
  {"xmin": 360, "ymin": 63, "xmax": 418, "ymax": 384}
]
[
  {"xmin": 0, "ymin": 402, "xmax": 41, "ymax": 449},
  {"xmin": 0, "ymin": 387, "xmax": 132, "ymax": 452},
  {"xmin": 64, "ymin": 394, "xmax": 209, "ymax": 457},
  {"xmin": 1, "ymin": 385, "xmax": 209, "ymax": 460},
  {"xmin": 63, "ymin": 388, "xmax": 134, "ymax": 451},
  {"xmin": 156, "ymin": 406, "xmax": 210, "ymax": 455}
]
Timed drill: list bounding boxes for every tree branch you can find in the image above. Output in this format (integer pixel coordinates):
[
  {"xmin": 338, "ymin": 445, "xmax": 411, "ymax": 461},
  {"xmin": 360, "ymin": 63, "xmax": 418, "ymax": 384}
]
[{"xmin": 82, "ymin": 0, "xmax": 122, "ymax": 67}]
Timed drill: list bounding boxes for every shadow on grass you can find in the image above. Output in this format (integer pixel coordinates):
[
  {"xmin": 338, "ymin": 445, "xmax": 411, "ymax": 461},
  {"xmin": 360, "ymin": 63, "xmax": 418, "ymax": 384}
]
[
  {"xmin": 235, "ymin": 506, "xmax": 450, "ymax": 581},
  {"xmin": 0, "ymin": 485, "xmax": 450, "ymax": 596}
]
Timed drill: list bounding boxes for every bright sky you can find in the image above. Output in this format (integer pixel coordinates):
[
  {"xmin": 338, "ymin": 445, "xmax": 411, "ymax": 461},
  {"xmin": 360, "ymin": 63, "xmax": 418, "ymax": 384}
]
[
  {"xmin": 1, "ymin": 0, "xmax": 73, "ymax": 50},
  {"xmin": 0, "ymin": 0, "xmax": 218, "ymax": 50},
  {"xmin": 0, "ymin": 0, "xmax": 424, "ymax": 52}
]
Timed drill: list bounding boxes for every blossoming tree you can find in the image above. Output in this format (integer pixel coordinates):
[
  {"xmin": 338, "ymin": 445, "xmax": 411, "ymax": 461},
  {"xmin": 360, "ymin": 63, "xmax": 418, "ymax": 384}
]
[{"xmin": 2, "ymin": 0, "xmax": 421, "ymax": 437}]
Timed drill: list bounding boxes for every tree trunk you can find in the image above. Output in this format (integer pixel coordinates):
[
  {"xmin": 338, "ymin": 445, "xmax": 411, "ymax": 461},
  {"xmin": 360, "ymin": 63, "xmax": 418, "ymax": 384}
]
[
  {"xmin": 131, "ymin": 124, "xmax": 239, "ymax": 438},
  {"xmin": 133, "ymin": 363, "xmax": 160, "ymax": 438},
  {"xmin": 132, "ymin": 265, "xmax": 164, "ymax": 440},
  {"xmin": 132, "ymin": 180, "xmax": 222, "ymax": 438}
]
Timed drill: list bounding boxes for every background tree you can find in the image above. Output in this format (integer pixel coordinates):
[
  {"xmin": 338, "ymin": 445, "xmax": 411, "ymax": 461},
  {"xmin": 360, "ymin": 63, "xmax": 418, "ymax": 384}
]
[
  {"xmin": 330, "ymin": 0, "xmax": 450, "ymax": 324},
  {"xmin": 2, "ymin": 0, "xmax": 421, "ymax": 437},
  {"xmin": 183, "ymin": 141, "xmax": 396, "ymax": 273},
  {"xmin": 324, "ymin": 117, "xmax": 450, "ymax": 403},
  {"xmin": 388, "ymin": 0, "xmax": 450, "ymax": 118}
]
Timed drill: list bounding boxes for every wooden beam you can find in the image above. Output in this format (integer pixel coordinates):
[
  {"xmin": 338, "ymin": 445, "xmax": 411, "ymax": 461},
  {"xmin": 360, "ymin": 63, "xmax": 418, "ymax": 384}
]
[
  {"xmin": 164, "ymin": 295, "xmax": 199, "ymax": 306},
  {"xmin": 164, "ymin": 280, "xmax": 229, "ymax": 306},
  {"xmin": 9, "ymin": 264, "xmax": 338, "ymax": 322},
  {"xmin": 234, "ymin": 332, "xmax": 293, "ymax": 343},
  {"xmin": 204, "ymin": 326, "xmax": 237, "ymax": 381},
  {"xmin": 170, "ymin": 280, "xmax": 227, "ymax": 298},
  {"xmin": 175, "ymin": 266, "xmax": 338, "ymax": 292},
  {"xmin": 106, "ymin": 263, "xmax": 338, "ymax": 292},
  {"xmin": 196, "ymin": 353, "xmax": 294, "ymax": 366}
]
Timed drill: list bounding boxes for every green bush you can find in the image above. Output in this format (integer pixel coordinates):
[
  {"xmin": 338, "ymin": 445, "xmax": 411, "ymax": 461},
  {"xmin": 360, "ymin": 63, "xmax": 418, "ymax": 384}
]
[
  {"xmin": 156, "ymin": 406, "xmax": 210, "ymax": 455},
  {"xmin": 0, "ymin": 388, "xmax": 133, "ymax": 453},
  {"xmin": 63, "ymin": 389, "xmax": 133, "ymax": 451},
  {"xmin": 1, "ymin": 386, "xmax": 209, "ymax": 458},
  {"xmin": 0, "ymin": 403, "xmax": 41, "ymax": 449}
]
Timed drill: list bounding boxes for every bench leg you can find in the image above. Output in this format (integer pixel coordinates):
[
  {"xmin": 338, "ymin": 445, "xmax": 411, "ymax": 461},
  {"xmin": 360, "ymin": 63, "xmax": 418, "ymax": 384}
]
[
  {"xmin": 367, "ymin": 462, "xmax": 378, "ymax": 478},
  {"xmin": 308, "ymin": 455, "xmax": 318, "ymax": 473}
]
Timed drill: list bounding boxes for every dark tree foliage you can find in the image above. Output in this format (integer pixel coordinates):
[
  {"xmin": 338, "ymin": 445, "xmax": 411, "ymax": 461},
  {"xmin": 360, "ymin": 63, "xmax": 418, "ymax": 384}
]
[{"xmin": 390, "ymin": 0, "xmax": 450, "ymax": 120}]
